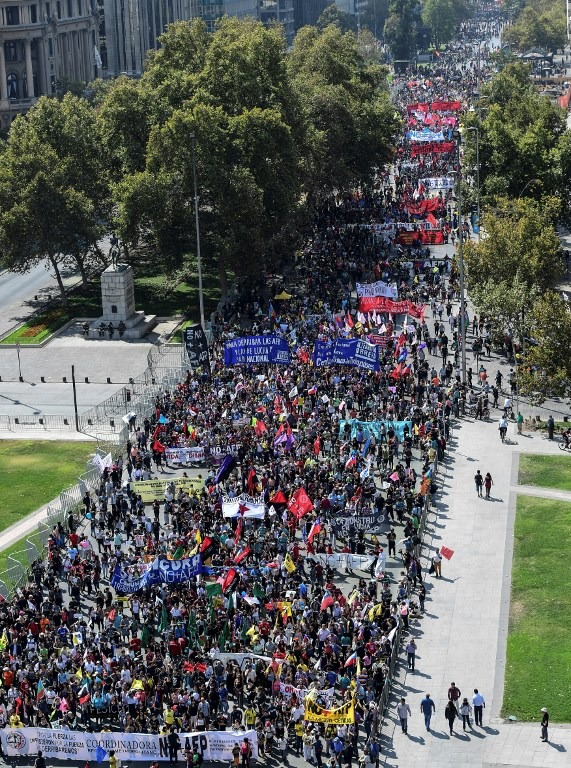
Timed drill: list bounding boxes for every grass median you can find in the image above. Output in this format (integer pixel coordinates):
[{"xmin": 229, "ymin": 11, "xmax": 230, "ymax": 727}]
[
  {"xmin": 503, "ymin": 495, "xmax": 571, "ymax": 721},
  {"xmin": 0, "ymin": 440, "xmax": 92, "ymax": 535},
  {"xmin": 518, "ymin": 454, "xmax": 571, "ymax": 492}
]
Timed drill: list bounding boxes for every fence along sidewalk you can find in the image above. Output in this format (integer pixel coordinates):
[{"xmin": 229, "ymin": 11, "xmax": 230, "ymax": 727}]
[{"xmin": 0, "ymin": 457, "xmax": 104, "ymax": 600}]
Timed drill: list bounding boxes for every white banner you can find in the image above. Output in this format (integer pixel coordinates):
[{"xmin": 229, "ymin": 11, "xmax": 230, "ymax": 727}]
[
  {"xmin": 92, "ymin": 452, "xmax": 113, "ymax": 475},
  {"xmin": 308, "ymin": 553, "xmax": 376, "ymax": 571},
  {"xmin": 355, "ymin": 281, "xmax": 398, "ymax": 299},
  {"xmin": 166, "ymin": 447, "xmax": 205, "ymax": 463},
  {"xmin": 222, "ymin": 494, "xmax": 266, "ymax": 519},
  {"xmin": 419, "ymin": 177, "xmax": 455, "ymax": 189},
  {"xmin": 212, "ymin": 652, "xmax": 272, "ymax": 666},
  {"xmin": 1, "ymin": 728, "xmax": 258, "ymax": 762},
  {"xmin": 278, "ymin": 683, "xmax": 335, "ymax": 700},
  {"xmin": 409, "ymin": 130, "xmax": 445, "ymax": 142}
]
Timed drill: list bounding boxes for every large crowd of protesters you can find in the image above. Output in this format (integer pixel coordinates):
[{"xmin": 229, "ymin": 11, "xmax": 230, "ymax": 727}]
[{"xmin": 0, "ymin": 7, "xmax": 508, "ymax": 766}]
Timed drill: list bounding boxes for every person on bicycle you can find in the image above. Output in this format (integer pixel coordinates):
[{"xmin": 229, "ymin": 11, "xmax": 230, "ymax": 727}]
[
  {"xmin": 563, "ymin": 429, "xmax": 571, "ymax": 449},
  {"xmin": 499, "ymin": 416, "xmax": 508, "ymax": 442}
]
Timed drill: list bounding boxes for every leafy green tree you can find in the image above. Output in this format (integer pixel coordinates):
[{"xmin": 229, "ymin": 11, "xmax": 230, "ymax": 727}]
[
  {"xmin": 422, "ymin": 0, "xmax": 457, "ymax": 47},
  {"xmin": 316, "ymin": 4, "xmax": 358, "ymax": 34},
  {"xmin": 502, "ymin": 0, "xmax": 566, "ymax": 52},
  {"xmin": 469, "ymin": 274, "xmax": 534, "ymax": 346},
  {"xmin": 0, "ymin": 95, "xmax": 109, "ymax": 303},
  {"xmin": 517, "ymin": 292, "xmax": 571, "ymax": 402},
  {"xmin": 463, "ymin": 196, "xmax": 563, "ymax": 293},
  {"xmin": 360, "ymin": 0, "xmax": 390, "ymax": 38},
  {"xmin": 384, "ymin": 0, "xmax": 419, "ymax": 61}
]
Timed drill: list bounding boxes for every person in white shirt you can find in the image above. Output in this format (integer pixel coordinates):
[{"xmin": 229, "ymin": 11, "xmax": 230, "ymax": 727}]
[
  {"xmin": 396, "ymin": 697, "xmax": 411, "ymax": 734},
  {"xmin": 472, "ymin": 689, "xmax": 485, "ymax": 726}
]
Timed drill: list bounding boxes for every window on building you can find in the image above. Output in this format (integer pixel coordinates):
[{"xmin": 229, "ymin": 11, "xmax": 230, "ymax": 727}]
[
  {"xmin": 45, "ymin": 1, "xmax": 50, "ymax": 15},
  {"xmin": 5, "ymin": 42, "xmax": 18, "ymax": 62},
  {"xmin": 30, "ymin": 3, "xmax": 38, "ymax": 21},
  {"xmin": 7, "ymin": 73, "xmax": 19, "ymax": 99},
  {"xmin": 56, "ymin": 0, "xmax": 61, "ymax": 17},
  {"xmin": 67, "ymin": 0, "xmax": 73, "ymax": 16},
  {"xmin": 48, "ymin": 37, "xmax": 54, "ymax": 56},
  {"xmin": 5, "ymin": 6, "xmax": 20, "ymax": 24}
]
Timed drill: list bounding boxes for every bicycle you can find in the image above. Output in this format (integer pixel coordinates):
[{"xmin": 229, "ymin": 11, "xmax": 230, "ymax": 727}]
[{"xmin": 558, "ymin": 441, "xmax": 571, "ymax": 451}]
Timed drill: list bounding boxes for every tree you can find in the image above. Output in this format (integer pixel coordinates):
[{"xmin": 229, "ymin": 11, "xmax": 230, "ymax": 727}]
[
  {"xmin": 502, "ymin": 0, "xmax": 566, "ymax": 53},
  {"xmin": 0, "ymin": 95, "xmax": 109, "ymax": 303},
  {"xmin": 384, "ymin": 0, "xmax": 419, "ymax": 61},
  {"xmin": 316, "ymin": 4, "xmax": 358, "ymax": 34},
  {"xmin": 360, "ymin": 0, "xmax": 390, "ymax": 39},
  {"xmin": 517, "ymin": 292, "xmax": 571, "ymax": 402},
  {"xmin": 422, "ymin": 0, "xmax": 457, "ymax": 47},
  {"xmin": 469, "ymin": 274, "xmax": 534, "ymax": 347},
  {"xmin": 463, "ymin": 196, "xmax": 563, "ymax": 294}
]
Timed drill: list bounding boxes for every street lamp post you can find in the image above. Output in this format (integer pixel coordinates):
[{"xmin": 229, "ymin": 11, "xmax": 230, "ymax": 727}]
[
  {"xmin": 190, "ymin": 133, "xmax": 206, "ymax": 332},
  {"xmin": 16, "ymin": 342, "xmax": 23, "ymax": 381},
  {"xmin": 453, "ymin": 128, "xmax": 467, "ymax": 386},
  {"xmin": 466, "ymin": 126, "xmax": 480, "ymax": 242}
]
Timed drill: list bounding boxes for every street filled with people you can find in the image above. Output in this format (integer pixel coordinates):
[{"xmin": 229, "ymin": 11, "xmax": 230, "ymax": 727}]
[{"xmin": 0, "ymin": 6, "xmax": 515, "ymax": 767}]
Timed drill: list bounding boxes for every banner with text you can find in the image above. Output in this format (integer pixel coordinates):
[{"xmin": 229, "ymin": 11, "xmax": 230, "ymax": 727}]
[
  {"xmin": 355, "ymin": 281, "xmax": 398, "ymax": 299},
  {"xmin": 313, "ymin": 339, "xmax": 380, "ymax": 372},
  {"xmin": 224, "ymin": 336, "xmax": 290, "ymax": 365},
  {"xmin": 419, "ymin": 177, "xmax": 454, "ymax": 189},
  {"xmin": 132, "ymin": 477, "xmax": 204, "ymax": 502},
  {"xmin": 0, "ymin": 728, "xmax": 258, "ymax": 762},
  {"xmin": 183, "ymin": 325, "xmax": 210, "ymax": 372},
  {"xmin": 357, "ymin": 297, "xmax": 425, "ymax": 319},
  {"xmin": 111, "ymin": 555, "xmax": 203, "ymax": 593}
]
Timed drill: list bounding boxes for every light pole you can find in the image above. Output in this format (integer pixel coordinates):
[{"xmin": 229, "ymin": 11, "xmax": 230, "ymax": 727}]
[
  {"xmin": 465, "ymin": 126, "xmax": 480, "ymax": 242},
  {"xmin": 476, "ymin": 41, "xmax": 486, "ymax": 121},
  {"xmin": 16, "ymin": 342, "xmax": 23, "ymax": 381},
  {"xmin": 453, "ymin": 128, "xmax": 467, "ymax": 386},
  {"xmin": 190, "ymin": 133, "xmax": 206, "ymax": 332}
]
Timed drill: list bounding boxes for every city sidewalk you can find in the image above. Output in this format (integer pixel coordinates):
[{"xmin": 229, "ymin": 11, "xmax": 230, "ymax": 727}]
[{"xmin": 379, "ymin": 419, "xmax": 570, "ymax": 768}]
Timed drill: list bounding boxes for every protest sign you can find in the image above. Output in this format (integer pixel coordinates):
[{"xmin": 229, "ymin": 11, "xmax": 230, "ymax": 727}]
[
  {"xmin": 333, "ymin": 511, "xmax": 385, "ymax": 536},
  {"xmin": 313, "ymin": 339, "xmax": 380, "ymax": 372},
  {"xmin": 183, "ymin": 325, "xmax": 210, "ymax": 372},
  {"xmin": 111, "ymin": 555, "xmax": 203, "ymax": 593},
  {"xmin": 224, "ymin": 336, "xmax": 290, "ymax": 365},
  {"xmin": 132, "ymin": 477, "xmax": 204, "ymax": 502},
  {"xmin": 355, "ymin": 281, "xmax": 397, "ymax": 299},
  {"xmin": 304, "ymin": 695, "xmax": 355, "ymax": 724}
]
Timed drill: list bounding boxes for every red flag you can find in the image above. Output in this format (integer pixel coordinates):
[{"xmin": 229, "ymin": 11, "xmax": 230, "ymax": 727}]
[
  {"xmin": 235, "ymin": 516, "xmax": 244, "ymax": 543},
  {"xmin": 195, "ymin": 663, "xmax": 207, "ymax": 673},
  {"xmin": 79, "ymin": 693, "xmax": 90, "ymax": 705},
  {"xmin": 255, "ymin": 420, "xmax": 268, "ymax": 436},
  {"xmin": 270, "ymin": 491, "xmax": 287, "ymax": 504},
  {"xmin": 346, "ymin": 312, "xmax": 354, "ymax": 328},
  {"xmin": 199, "ymin": 536, "xmax": 213, "ymax": 554},
  {"xmin": 440, "ymin": 546, "xmax": 454, "ymax": 560},
  {"xmin": 183, "ymin": 421, "xmax": 190, "ymax": 437},
  {"xmin": 426, "ymin": 212, "xmax": 438, "ymax": 227},
  {"xmin": 221, "ymin": 568, "xmax": 237, "ymax": 592},
  {"xmin": 152, "ymin": 424, "xmax": 161, "ymax": 441},
  {"xmin": 247, "ymin": 468, "xmax": 257, "ymax": 494},
  {"xmin": 234, "ymin": 546, "xmax": 251, "ymax": 564},
  {"xmin": 288, "ymin": 488, "xmax": 313, "ymax": 520}
]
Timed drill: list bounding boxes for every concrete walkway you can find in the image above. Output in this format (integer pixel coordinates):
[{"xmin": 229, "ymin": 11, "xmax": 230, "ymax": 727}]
[
  {"xmin": 511, "ymin": 484, "xmax": 571, "ymax": 503},
  {"xmin": 379, "ymin": 419, "xmax": 571, "ymax": 768}
]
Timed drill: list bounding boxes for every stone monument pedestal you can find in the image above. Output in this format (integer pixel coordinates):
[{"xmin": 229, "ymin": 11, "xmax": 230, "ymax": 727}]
[{"xmin": 89, "ymin": 263, "xmax": 157, "ymax": 340}]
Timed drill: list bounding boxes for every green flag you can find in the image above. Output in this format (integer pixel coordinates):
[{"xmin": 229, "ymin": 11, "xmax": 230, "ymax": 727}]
[
  {"xmin": 227, "ymin": 592, "xmax": 235, "ymax": 615},
  {"xmin": 140, "ymin": 625, "xmax": 150, "ymax": 648},
  {"xmin": 253, "ymin": 582, "xmax": 267, "ymax": 603},
  {"xmin": 172, "ymin": 545, "xmax": 185, "ymax": 560},
  {"xmin": 240, "ymin": 618, "xmax": 250, "ymax": 642},
  {"xmin": 205, "ymin": 582, "xmax": 223, "ymax": 599},
  {"xmin": 157, "ymin": 602, "xmax": 168, "ymax": 634},
  {"xmin": 187, "ymin": 609, "xmax": 197, "ymax": 638},
  {"xmin": 219, "ymin": 619, "xmax": 230, "ymax": 651}
]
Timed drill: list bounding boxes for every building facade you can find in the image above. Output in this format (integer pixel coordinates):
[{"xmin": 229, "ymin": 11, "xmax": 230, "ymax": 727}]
[{"xmin": 0, "ymin": 0, "xmax": 99, "ymax": 125}]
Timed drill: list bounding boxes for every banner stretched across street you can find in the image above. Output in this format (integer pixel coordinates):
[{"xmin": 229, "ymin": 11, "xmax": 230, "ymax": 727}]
[
  {"xmin": 111, "ymin": 555, "xmax": 203, "ymax": 593},
  {"xmin": 0, "ymin": 728, "xmax": 258, "ymax": 762},
  {"xmin": 223, "ymin": 335, "xmax": 290, "ymax": 365}
]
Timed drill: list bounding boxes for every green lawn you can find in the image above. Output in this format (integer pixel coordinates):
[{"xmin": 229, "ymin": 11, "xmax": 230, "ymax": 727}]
[
  {"xmin": 503, "ymin": 495, "xmax": 571, "ymax": 721},
  {"xmin": 0, "ymin": 308, "xmax": 69, "ymax": 344},
  {"xmin": 518, "ymin": 454, "xmax": 571, "ymax": 491},
  {"xmin": 0, "ymin": 440, "xmax": 92, "ymax": 533}
]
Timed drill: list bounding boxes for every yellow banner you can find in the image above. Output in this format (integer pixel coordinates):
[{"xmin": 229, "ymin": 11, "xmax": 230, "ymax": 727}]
[
  {"xmin": 132, "ymin": 477, "xmax": 203, "ymax": 502},
  {"xmin": 304, "ymin": 694, "xmax": 355, "ymax": 724},
  {"xmin": 284, "ymin": 553, "xmax": 296, "ymax": 573}
]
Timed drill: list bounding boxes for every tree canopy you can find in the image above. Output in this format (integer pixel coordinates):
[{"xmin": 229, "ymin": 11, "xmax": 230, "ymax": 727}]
[{"xmin": 502, "ymin": 0, "xmax": 566, "ymax": 53}]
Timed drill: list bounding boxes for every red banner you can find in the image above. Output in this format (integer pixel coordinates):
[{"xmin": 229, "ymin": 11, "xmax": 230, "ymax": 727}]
[
  {"xmin": 406, "ymin": 198, "xmax": 442, "ymax": 215},
  {"xmin": 431, "ymin": 100, "xmax": 462, "ymax": 111},
  {"xmin": 420, "ymin": 230, "xmax": 444, "ymax": 244},
  {"xmin": 358, "ymin": 297, "xmax": 425, "ymax": 319},
  {"xmin": 407, "ymin": 103, "xmax": 429, "ymax": 113},
  {"xmin": 411, "ymin": 141, "xmax": 454, "ymax": 157},
  {"xmin": 395, "ymin": 231, "xmax": 418, "ymax": 245}
]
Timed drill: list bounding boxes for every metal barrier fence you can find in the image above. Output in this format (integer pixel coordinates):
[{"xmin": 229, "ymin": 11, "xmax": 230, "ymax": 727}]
[{"xmin": 0, "ymin": 458, "xmax": 105, "ymax": 600}]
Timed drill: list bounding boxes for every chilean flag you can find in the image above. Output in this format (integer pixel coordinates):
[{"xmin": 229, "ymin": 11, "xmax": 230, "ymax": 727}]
[
  {"xmin": 308, "ymin": 385, "xmax": 317, "ymax": 395},
  {"xmin": 344, "ymin": 652, "xmax": 358, "ymax": 668},
  {"xmin": 345, "ymin": 454, "xmax": 357, "ymax": 470},
  {"xmin": 307, "ymin": 517, "xmax": 321, "ymax": 544}
]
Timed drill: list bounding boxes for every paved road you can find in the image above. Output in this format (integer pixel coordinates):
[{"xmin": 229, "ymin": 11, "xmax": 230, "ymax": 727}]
[{"xmin": 0, "ymin": 261, "xmax": 80, "ymax": 338}]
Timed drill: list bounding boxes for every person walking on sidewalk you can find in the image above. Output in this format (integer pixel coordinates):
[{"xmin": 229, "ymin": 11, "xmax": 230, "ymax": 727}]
[
  {"xmin": 397, "ymin": 698, "xmax": 411, "ymax": 734},
  {"xmin": 541, "ymin": 707, "xmax": 549, "ymax": 742},
  {"xmin": 431, "ymin": 549, "xmax": 442, "ymax": 578},
  {"xmin": 459, "ymin": 698, "xmax": 473, "ymax": 731},
  {"xmin": 484, "ymin": 472, "xmax": 493, "ymax": 500},
  {"xmin": 447, "ymin": 683, "xmax": 462, "ymax": 707},
  {"xmin": 472, "ymin": 689, "xmax": 485, "ymax": 726},
  {"xmin": 444, "ymin": 701, "xmax": 458, "ymax": 735},
  {"xmin": 405, "ymin": 639, "xmax": 417, "ymax": 671},
  {"xmin": 474, "ymin": 470, "xmax": 483, "ymax": 497},
  {"xmin": 420, "ymin": 694, "xmax": 435, "ymax": 731}
]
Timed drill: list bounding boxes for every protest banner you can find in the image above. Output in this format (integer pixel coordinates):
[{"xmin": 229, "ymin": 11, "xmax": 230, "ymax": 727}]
[
  {"xmin": 339, "ymin": 418, "xmax": 412, "ymax": 442},
  {"xmin": 0, "ymin": 728, "xmax": 258, "ymax": 762},
  {"xmin": 304, "ymin": 695, "xmax": 355, "ymax": 724},
  {"xmin": 212, "ymin": 652, "xmax": 271, "ymax": 666},
  {"xmin": 355, "ymin": 281, "xmax": 398, "ymax": 299},
  {"xmin": 183, "ymin": 325, "xmax": 210, "ymax": 372},
  {"xmin": 111, "ymin": 555, "xmax": 203, "ymax": 593},
  {"xmin": 92, "ymin": 452, "xmax": 113, "ymax": 475},
  {"xmin": 410, "ymin": 141, "xmax": 454, "ymax": 157},
  {"xmin": 333, "ymin": 511, "xmax": 385, "ymax": 536},
  {"xmin": 419, "ymin": 177, "xmax": 454, "ymax": 189},
  {"xmin": 407, "ymin": 129, "xmax": 445, "ymax": 142},
  {"xmin": 308, "ymin": 553, "xmax": 376, "ymax": 572},
  {"xmin": 132, "ymin": 477, "xmax": 204, "ymax": 502},
  {"xmin": 312, "ymin": 339, "xmax": 380, "ymax": 372},
  {"xmin": 165, "ymin": 447, "xmax": 205, "ymax": 464},
  {"xmin": 221, "ymin": 494, "xmax": 266, "ymax": 519},
  {"xmin": 224, "ymin": 336, "xmax": 290, "ymax": 365},
  {"xmin": 357, "ymin": 298, "xmax": 425, "ymax": 319}
]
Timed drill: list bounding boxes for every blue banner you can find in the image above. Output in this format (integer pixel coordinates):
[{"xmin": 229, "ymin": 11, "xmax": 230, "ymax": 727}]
[
  {"xmin": 339, "ymin": 419, "xmax": 412, "ymax": 442},
  {"xmin": 313, "ymin": 339, "xmax": 380, "ymax": 372},
  {"xmin": 111, "ymin": 555, "xmax": 203, "ymax": 593},
  {"xmin": 224, "ymin": 335, "xmax": 290, "ymax": 365}
]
